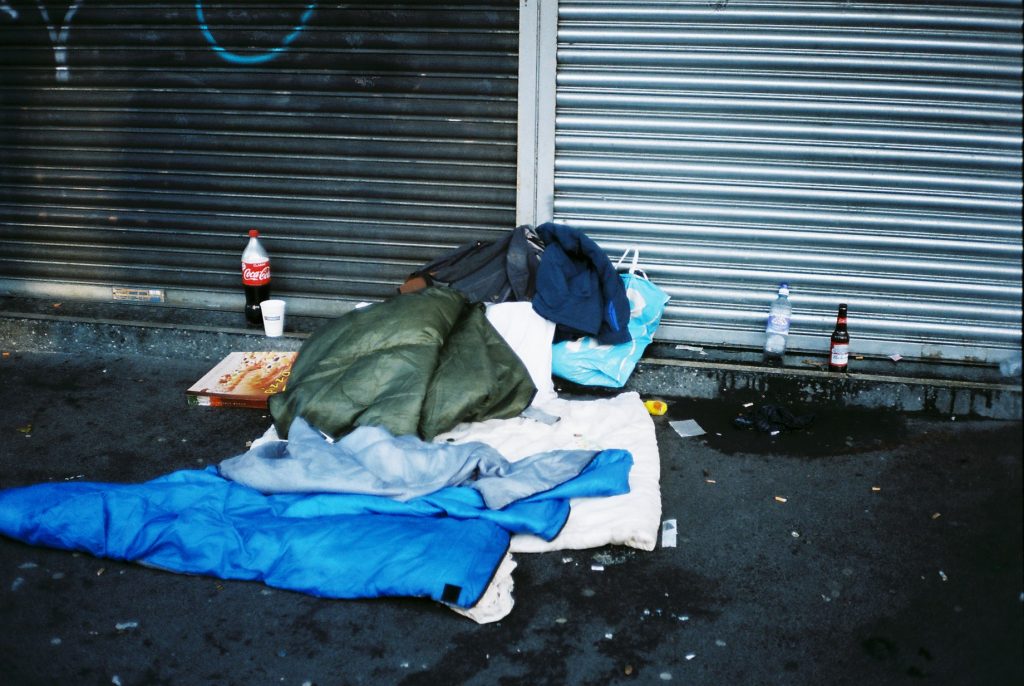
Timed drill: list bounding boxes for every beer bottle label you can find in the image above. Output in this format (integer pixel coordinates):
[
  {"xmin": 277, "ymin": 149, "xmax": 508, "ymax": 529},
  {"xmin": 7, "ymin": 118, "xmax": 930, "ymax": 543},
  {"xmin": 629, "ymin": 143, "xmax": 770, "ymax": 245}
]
[{"xmin": 830, "ymin": 343, "xmax": 849, "ymax": 366}]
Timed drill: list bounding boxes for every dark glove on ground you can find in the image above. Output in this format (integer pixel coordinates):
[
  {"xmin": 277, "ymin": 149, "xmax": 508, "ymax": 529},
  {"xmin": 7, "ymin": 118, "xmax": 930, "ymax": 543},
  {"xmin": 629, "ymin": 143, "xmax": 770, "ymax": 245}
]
[{"xmin": 733, "ymin": 404, "xmax": 815, "ymax": 433}]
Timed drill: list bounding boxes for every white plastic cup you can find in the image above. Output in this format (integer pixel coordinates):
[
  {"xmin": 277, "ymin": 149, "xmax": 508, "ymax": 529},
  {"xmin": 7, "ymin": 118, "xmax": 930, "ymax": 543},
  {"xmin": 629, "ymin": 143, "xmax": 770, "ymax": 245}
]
[{"xmin": 260, "ymin": 299, "xmax": 286, "ymax": 337}]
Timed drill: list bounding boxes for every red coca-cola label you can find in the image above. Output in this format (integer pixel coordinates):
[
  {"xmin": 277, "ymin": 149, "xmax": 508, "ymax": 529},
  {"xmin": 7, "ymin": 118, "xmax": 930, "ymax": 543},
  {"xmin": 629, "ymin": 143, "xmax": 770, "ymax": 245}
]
[{"xmin": 242, "ymin": 260, "xmax": 271, "ymax": 286}]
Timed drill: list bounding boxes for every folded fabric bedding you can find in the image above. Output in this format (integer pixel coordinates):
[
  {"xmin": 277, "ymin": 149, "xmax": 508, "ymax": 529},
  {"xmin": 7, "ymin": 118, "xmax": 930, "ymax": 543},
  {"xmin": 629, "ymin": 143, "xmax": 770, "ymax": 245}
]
[
  {"xmin": 435, "ymin": 391, "xmax": 662, "ymax": 553},
  {"xmin": 0, "ymin": 469, "xmax": 507, "ymax": 607},
  {"xmin": 0, "ymin": 273, "xmax": 663, "ymax": 622},
  {"xmin": 219, "ymin": 417, "xmax": 617, "ymax": 511},
  {"xmin": 0, "ymin": 448, "xmax": 632, "ymax": 611},
  {"xmin": 268, "ymin": 286, "xmax": 537, "ymax": 441}
]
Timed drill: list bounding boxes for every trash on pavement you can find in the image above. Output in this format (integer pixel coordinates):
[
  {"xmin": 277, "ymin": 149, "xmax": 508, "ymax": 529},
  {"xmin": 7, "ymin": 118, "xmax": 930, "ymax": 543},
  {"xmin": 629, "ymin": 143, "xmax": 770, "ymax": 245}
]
[
  {"xmin": 186, "ymin": 352, "xmax": 297, "ymax": 409},
  {"xmin": 889, "ymin": 353, "xmax": 903, "ymax": 362},
  {"xmin": 661, "ymin": 519, "xmax": 678, "ymax": 548},
  {"xmin": 733, "ymin": 403, "xmax": 814, "ymax": 433},
  {"xmin": 644, "ymin": 399, "xmax": 668, "ymax": 415},
  {"xmin": 774, "ymin": 496, "xmax": 788, "ymax": 503},
  {"xmin": 670, "ymin": 419, "xmax": 705, "ymax": 438}
]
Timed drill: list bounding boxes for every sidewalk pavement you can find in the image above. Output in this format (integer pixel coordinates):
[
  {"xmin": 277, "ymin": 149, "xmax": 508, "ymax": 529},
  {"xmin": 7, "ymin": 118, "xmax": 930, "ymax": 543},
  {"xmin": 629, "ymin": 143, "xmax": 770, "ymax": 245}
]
[{"xmin": 0, "ymin": 299, "xmax": 1021, "ymax": 685}]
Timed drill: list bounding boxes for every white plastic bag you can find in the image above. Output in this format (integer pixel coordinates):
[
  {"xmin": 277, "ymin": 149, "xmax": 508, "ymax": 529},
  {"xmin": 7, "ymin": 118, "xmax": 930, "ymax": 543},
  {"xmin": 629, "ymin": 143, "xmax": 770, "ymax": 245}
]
[{"xmin": 551, "ymin": 248, "xmax": 670, "ymax": 388}]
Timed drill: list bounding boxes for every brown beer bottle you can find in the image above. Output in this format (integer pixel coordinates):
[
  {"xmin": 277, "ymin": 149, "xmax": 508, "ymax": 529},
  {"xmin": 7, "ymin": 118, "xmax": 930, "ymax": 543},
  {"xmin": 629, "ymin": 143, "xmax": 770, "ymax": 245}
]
[{"xmin": 829, "ymin": 303, "xmax": 850, "ymax": 372}]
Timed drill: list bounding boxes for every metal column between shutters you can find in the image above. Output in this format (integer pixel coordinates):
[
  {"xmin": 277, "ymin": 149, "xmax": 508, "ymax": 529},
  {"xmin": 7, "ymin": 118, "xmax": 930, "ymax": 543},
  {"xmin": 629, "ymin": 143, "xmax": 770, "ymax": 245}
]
[
  {"xmin": 553, "ymin": 1, "xmax": 1022, "ymax": 364},
  {"xmin": 0, "ymin": 2, "xmax": 519, "ymax": 316}
]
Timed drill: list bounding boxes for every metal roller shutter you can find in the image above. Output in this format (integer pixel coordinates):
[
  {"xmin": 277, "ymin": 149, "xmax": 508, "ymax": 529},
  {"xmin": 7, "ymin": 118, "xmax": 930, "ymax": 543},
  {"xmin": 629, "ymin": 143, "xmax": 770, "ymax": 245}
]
[
  {"xmin": 0, "ymin": 1, "xmax": 519, "ymax": 316},
  {"xmin": 553, "ymin": 1, "xmax": 1022, "ymax": 363}
]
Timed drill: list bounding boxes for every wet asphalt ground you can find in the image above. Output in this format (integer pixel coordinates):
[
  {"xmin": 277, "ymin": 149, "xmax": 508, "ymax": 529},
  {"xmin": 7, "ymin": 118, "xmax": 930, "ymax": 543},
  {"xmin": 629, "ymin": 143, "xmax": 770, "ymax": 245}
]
[{"xmin": 0, "ymin": 350, "xmax": 1021, "ymax": 686}]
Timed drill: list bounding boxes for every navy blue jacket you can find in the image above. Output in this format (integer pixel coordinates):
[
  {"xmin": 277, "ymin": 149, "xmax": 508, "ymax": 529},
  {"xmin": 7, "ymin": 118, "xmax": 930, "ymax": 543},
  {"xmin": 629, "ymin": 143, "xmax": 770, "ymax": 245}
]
[{"xmin": 532, "ymin": 222, "xmax": 632, "ymax": 345}]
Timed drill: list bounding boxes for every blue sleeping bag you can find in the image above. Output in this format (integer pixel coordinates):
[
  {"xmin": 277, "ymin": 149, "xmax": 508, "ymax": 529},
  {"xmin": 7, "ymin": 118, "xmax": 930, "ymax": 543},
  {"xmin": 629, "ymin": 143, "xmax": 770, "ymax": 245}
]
[{"xmin": 0, "ymin": 450, "xmax": 632, "ymax": 608}]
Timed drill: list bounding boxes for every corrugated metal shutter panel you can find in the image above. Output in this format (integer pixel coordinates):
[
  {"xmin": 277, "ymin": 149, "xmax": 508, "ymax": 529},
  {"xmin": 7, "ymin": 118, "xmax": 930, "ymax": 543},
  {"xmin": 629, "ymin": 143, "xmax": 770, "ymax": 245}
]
[
  {"xmin": 553, "ymin": 1, "xmax": 1022, "ymax": 363},
  {"xmin": 0, "ymin": 2, "xmax": 518, "ymax": 316}
]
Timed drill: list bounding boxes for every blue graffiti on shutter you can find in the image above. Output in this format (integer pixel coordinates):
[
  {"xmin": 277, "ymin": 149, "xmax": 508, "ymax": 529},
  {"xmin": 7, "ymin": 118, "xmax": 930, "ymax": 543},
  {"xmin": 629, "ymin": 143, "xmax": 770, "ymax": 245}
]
[{"xmin": 196, "ymin": 1, "xmax": 317, "ymax": 65}]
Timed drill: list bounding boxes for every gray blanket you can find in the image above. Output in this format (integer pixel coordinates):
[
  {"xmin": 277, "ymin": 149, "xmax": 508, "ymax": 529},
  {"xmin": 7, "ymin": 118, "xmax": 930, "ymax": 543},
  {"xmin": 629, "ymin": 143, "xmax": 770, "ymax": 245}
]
[{"xmin": 219, "ymin": 418, "xmax": 600, "ymax": 510}]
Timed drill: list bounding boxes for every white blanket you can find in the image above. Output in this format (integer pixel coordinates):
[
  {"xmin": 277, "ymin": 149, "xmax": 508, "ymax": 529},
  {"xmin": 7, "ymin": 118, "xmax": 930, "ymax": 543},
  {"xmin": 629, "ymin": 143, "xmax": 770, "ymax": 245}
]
[
  {"xmin": 438, "ymin": 391, "xmax": 662, "ymax": 623},
  {"xmin": 434, "ymin": 391, "xmax": 662, "ymax": 553}
]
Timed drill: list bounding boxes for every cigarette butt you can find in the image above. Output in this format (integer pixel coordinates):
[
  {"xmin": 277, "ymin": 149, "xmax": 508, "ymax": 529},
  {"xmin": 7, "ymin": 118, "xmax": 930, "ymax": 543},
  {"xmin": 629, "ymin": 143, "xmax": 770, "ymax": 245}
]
[
  {"xmin": 931, "ymin": 512, "xmax": 941, "ymax": 520},
  {"xmin": 706, "ymin": 479, "xmax": 716, "ymax": 484},
  {"xmin": 871, "ymin": 486, "xmax": 881, "ymax": 492},
  {"xmin": 774, "ymin": 496, "xmax": 787, "ymax": 503},
  {"xmin": 742, "ymin": 402, "xmax": 754, "ymax": 408}
]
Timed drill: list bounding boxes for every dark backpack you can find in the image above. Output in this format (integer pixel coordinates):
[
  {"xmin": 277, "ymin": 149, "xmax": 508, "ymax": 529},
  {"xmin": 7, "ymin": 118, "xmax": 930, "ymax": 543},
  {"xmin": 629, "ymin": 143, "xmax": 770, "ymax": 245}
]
[{"xmin": 398, "ymin": 225, "xmax": 544, "ymax": 304}]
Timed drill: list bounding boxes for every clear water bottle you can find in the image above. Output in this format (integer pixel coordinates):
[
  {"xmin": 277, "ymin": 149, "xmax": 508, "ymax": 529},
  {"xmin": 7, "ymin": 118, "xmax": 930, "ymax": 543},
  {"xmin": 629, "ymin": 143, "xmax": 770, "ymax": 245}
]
[{"xmin": 764, "ymin": 283, "xmax": 792, "ymax": 360}]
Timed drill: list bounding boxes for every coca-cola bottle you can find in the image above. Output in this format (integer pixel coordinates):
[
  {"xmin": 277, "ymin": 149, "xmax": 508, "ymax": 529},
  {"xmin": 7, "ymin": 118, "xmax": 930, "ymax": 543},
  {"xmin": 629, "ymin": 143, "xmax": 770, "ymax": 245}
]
[
  {"xmin": 829, "ymin": 303, "xmax": 850, "ymax": 372},
  {"xmin": 241, "ymin": 229, "xmax": 271, "ymax": 327}
]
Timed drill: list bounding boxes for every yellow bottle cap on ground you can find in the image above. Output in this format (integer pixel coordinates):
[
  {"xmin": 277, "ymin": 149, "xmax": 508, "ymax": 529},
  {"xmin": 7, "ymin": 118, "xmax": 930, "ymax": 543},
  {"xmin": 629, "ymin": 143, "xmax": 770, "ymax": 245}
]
[{"xmin": 644, "ymin": 399, "xmax": 667, "ymax": 416}]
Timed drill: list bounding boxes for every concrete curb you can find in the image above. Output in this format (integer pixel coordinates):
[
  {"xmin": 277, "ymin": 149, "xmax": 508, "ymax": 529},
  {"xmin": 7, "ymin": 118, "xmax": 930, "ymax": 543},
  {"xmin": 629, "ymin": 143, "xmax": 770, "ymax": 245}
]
[
  {"xmin": 0, "ymin": 310, "xmax": 306, "ymax": 361},
  {"xmin": 2, "ymin": 309, "xmax": 1020, "ymax": 420},
  {"xmin": 624, "ymin": 357, "xmax": 1021, "ymax": 420}
]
